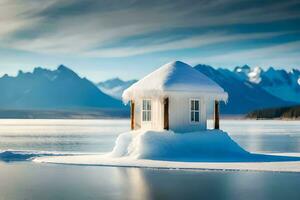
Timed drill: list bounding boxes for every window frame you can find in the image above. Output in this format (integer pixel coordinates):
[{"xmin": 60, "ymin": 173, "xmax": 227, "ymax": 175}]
[
  {"xmin": 141, "ymin": 99, "xmax": 152, "ymax": 122},
  {"xmin": 190, "ymin": 99, "xmax": 201, "ymax": 123}
]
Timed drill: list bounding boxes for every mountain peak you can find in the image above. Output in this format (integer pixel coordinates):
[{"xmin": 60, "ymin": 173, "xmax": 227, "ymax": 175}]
[
  {"xmin": 109, "ymin": 77, "xmax": 123, "ymax": 83},
  {"xmin": 234, "ymin": 65, "xmax": 251, "ymax": 73},
  {"xmin": 33, "ymin": 67, "xmax": 50, "ymax": 75},
  {"xmin": 194, "ymin": 64, "xmax": 214, "ymax": 69},
  {"xmin": 0, "ymin": 65, "xmax": 123, "ymax": 110},
  {"xmin": 58, "ymin": 65, "xmax": 72, "ymax": 72},
  {"xmin": 17, "ymin": 70, "xmax": 24, "ymax": 76},
  {"xmin": 291, "ymin": 68, "xmax": 300, "ymax": 75},
  {"xmin": 2, "ymin": 74, "xmax": 9, "ymax": 78},
  {"xmin": 242, "ymin": 64, "xmax": 251, "ymax": 69},
  {"xmin": 57, "ymin": 65, "xmax": 78, "ymax": 77},
  {"xmin": 266, "ymin": 67, "xmax": 276, "ymax": 73}
]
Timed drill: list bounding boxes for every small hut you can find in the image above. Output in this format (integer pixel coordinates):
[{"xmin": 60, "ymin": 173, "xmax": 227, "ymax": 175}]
[{"xmin": 122, "ymin": 61, "xmax": 228, "ymax": 133}]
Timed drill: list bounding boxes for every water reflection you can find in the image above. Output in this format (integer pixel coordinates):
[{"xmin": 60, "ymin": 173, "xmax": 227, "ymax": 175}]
[
  {"xmin": 114, "ymin": 167, "xmax": 300, "ymax": 200},
  {"xmin": 1, "ymin": 162, "xmax": 300, "ymax": 200},
  {"xmin": 115, "ymin": 168, "xmax": 152, "ymax": 200},
  {"xmin": 1, "ymin": 119, "xmax": 300, "ymax": 200}
]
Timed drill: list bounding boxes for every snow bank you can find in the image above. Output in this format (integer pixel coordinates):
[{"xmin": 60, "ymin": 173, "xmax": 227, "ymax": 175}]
[
  {"xmin": 108, "ymin": 130, "xmax": 300, "ymax": 162},
  {"xmin": 108, "ymin": 130, "xmax": 250, "ymax": 161},
  {"xmin": 33, "ymin": 130, "xmax": 300, "ymax": 172},
  {"xmin": 34, "ymin": 154, "xmax": 300, "ymax": 173},
  {"xmin": 0, "ymin": 150, "xmax": 79, "ymax": 162}
]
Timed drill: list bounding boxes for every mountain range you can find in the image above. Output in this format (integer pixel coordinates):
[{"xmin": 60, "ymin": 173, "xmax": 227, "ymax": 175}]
[
  {"xmin": 233, "ymin": 65, "xmax": 300, "ymax": 103},
  {"xmin": 97, "ymin": 78, "xmax": 137, "ymax": 99},
  {"xmin": 0, "ymin": 65, "xmax": 124, "ymax": 110},
  {"xmin": 98, "ymin": 64, "xmax": 300, "ymax": 114},
  {"xmin": 0, "ymin": 64, "xmax": 298, "ymax": 116}
]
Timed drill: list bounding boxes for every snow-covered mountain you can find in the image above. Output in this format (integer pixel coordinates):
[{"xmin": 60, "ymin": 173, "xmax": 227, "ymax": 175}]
[
  {"xmin": 234, "ymin": 65, "xmax": 300, "ymax": 103},
  {"xmin": 194, "ymin": 64, "xmax": 295, "ymax": 114},
  {"xmin": 6, "ymin": 63, "xmax": 295, "ymax": 115},
  {"xmin": 0, "ymin": 65, "xmax": 124, "ymax": 110},
  {"xmin": 99, "ymin": 65, "xmax": 299, "ymax": 114},
  {"xmin": 97, "ymin": 78, "xmax": 137, "ymax": 99}
]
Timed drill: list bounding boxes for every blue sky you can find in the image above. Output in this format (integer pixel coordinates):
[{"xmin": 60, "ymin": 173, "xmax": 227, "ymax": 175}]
[{"xmin": 0, "ymin": 0, "xmax": 300, "ymax": 82}]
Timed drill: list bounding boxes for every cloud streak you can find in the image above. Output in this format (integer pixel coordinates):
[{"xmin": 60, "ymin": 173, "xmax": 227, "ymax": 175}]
[
  {"xmin": 188, "ymin": 40, "xmax": 300, "ymax": 68},
  {"xmin": 0, "ymin": 0, "xmax": 299, "ymax": 56},
  {"xmin": 0, "ymin": 0, "xmax": 299, "ymax": 79},
  {"xmin": 86, "ymin": 31, "xmax": 297, "ymax": 57}
]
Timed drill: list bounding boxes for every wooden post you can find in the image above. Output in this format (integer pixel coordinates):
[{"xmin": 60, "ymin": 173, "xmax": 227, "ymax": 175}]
[
  {"xmin": 163, "ymin": 97, "xmax": 169, "ymax": 130},
  {"xmin": 214, "ymin": 100, "xmax": 220, "ymax": 129},
  {"xmin": 130, "ymin": 100, "xmax": 135, "ymax": 130}
]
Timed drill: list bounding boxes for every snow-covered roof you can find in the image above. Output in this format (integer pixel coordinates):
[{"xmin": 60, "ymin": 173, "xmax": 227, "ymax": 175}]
[{"xmin": 122, "ymin": 61, "xmax": 228, "ymax": 103}]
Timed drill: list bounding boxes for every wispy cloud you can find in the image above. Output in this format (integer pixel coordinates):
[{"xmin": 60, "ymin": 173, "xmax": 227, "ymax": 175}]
[
  {"xmin": 0, "ymin": 0, "xmax": 299, "ymax": 81},
  {"xmin": 86, "ymin": 31, "xmax": 295, "ymax": 57},
  {"xmin": 188, "ymin": 40, "xmax": 300, "ymax": 68},
  {"xmin": 0, "ymin": 0, "xmax": 299, "ymax": 57}
]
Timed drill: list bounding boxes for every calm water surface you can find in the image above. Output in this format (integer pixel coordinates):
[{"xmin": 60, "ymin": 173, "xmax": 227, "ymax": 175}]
[{"xmin": 0, "ymin": 119, "xmax": 300, "ymax": 200}]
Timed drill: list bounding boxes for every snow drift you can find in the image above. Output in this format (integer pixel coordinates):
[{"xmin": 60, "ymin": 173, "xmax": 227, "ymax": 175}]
[
  {"xmin": 109, "ymin": 130, "xmax": 250, "ymax": 161},
  {"xmin": 34, "ymin": 130, "xmax": 300, "ymax": 172},
  {"xmin": 0, "ymin": 150, "xmax": 78, "ymax": 162},
  {"xmin": 108, "ymin": 130, "xmax": 300, "ymax": 162}
]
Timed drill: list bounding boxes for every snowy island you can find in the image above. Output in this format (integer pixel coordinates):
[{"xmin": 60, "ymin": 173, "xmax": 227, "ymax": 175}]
[{"xmin": 35, "ymin": 61, "xmax": 300, "ymax": 172}]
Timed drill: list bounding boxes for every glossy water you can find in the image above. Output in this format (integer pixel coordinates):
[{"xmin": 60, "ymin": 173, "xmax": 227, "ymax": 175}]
[
  {"xmin": 217, "ymin": 120, "xmax": 300, "ymax": 153},
  {"xmin": 1, "ymin": 119, "xmax": 299, "ymax": 153},
  {"xmin": 1, "ymin": 162, "xmax": 300, "ymax": 200},
  {"xmin": 0, "ymin": 119, "xmax": 129, "ymax": 153},
  {"xmin": 0, "ymin": 119, "xmax": 300, "ymax": 200}
]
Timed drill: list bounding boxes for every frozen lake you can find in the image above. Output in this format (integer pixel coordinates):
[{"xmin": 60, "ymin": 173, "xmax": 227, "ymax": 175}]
[{"xmin": 1, "ymin": 119, "xmax": 300, "ymax": 200}]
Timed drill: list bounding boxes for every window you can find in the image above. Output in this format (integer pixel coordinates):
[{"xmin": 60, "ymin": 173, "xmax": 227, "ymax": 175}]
[
  {"xmin": 142, "ymin": 99, "xmax": 151, "ymax": 122},
  {"xmin": 190, "ymin": 99, "xmax": 200, "ymax": 123}
]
